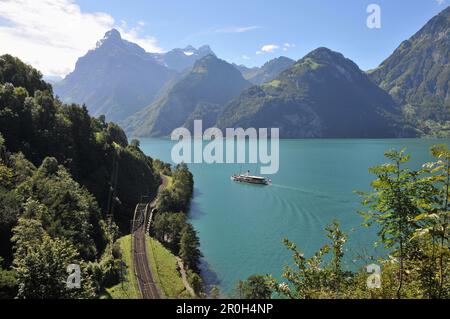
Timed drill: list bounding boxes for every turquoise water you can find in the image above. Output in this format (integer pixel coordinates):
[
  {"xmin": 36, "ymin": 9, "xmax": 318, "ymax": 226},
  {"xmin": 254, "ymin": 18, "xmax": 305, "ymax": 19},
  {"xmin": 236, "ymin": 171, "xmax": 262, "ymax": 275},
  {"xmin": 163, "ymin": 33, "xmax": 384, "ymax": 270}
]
[{"xmin": 139, "ymin": 138, "xmax": 449, "ymax": 293}]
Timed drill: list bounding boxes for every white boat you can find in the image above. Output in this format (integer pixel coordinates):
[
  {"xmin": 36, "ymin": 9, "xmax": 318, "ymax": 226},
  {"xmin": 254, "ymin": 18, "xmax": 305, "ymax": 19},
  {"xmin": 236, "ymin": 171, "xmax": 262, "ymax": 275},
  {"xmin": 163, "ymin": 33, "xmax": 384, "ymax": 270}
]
[{"xmin": 231, "ymin": 171, "xmax": 272, "ymax": 185}]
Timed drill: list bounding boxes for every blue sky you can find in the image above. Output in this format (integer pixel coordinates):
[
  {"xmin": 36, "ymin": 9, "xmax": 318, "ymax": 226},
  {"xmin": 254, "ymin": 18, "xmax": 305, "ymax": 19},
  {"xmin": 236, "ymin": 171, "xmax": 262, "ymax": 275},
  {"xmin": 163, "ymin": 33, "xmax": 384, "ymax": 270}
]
[
  {"xmin": 0, "ymin": 0, "xmax": 447, "ymax": 75},
  {"xmin": 76, "ymin": 0, "xmax": 447, "ymax": 69}
]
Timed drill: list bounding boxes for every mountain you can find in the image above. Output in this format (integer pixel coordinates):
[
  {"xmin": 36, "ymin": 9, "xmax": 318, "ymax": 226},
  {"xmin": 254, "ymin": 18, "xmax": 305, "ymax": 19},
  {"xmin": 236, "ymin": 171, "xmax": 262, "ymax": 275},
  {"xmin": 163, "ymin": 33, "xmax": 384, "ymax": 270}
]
[
  {"xmin": 217, "ymin": 48, "xmax": 404, "ymax": 138},
  {"xmin": 236, "ymin": 56, "xmax": 295, "ymax": 85},
  {"xmin": 124, "ymin": 55, "xmax": 252, "ymax": 137},
  {"xmin": 368, "ymin": 6, "xmax": 450, "ymax": 134},
  {"xmin": 43, "ymin": 75, "xmax": 63, "ymax": 85},
  {"xmin": 151, "ymin": 45, "xmax": 216, "ymax": 71},
  {"xmin": 54, "ymin": 29, "xmax": 176, "ymax": 122}
]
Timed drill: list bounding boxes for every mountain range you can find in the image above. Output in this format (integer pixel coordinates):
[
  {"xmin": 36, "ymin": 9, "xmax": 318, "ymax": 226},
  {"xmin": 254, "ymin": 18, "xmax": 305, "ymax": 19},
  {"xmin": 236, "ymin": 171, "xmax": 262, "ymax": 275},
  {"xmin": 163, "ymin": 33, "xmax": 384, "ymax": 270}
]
[
  {"xmin": 123, "ymin": 55, "xmax": 252, "ymax": 137},
  {"xmin": 54, "ymin": 29, "xmax": 176, "ymax": 122},
  {"xmin": 218, "ymin": 48, "xmax": 402, "ymax": 138},
  {"xmin": 150, "ymin": 45, "xmax": 216, "ymax": 72},
  {"xmin": 235, "ymin": 56, "xmax": 295, "ymax": 85},
  {"xmin": 53, "ymin": 6, "xmax": 450, "ymax": 138}
]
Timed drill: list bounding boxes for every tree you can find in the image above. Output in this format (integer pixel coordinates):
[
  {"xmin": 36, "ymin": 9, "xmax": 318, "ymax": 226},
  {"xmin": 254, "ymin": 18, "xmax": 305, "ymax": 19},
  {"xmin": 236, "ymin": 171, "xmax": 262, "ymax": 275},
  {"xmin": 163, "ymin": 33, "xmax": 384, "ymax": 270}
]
[
  {"xmin": 414, "ymin": 144, "xmax": 450, "ymax": 298},
  {"xmin": 107, "ymin": 123, "xmax": 128, "ymax": 148},
  {"xmin": 0, "ymin": 256, "xmax": 17, "ymax": 299},
  {"xmin": 0, "ymin": 133, "xmax": 6, "ymax": 162},
  {"xmin": 0, "ymin": 54, "xmax": 52, "ymax": 95},
  {"xmin": 266, "ymin": 221, "xmax": 353, "ymax": 299},
  {"xmin": 179, "ymin": 224, "xmax": 202, "ymax": 272},
  {"xmin": 12, "ymin": 218, "xmax": 96, "ymax": 299},
  {"xmin": 130, "ymin": 139, "xmax": 140, "ymax": 148},
  {"xmin": 325, "ymin": 220, "xmax": 348, "ymax": 293},
  {"xmin": 152, "ymin": 212, "xmax": 186, "ymax": 253},
  {"xmin": 236, "ymin": 275, "xmax": 272, "ymax": 299},
  {"xmin": 359, "ymin": 149, "xmax": 431, "ymax": 298},
  {"xmin": 189, "ymin": 271, "xmax": 205, "ymax": 297},
  {"xmin": 16, "ymin": 158, "xmax": 107, "ymax": 261}
]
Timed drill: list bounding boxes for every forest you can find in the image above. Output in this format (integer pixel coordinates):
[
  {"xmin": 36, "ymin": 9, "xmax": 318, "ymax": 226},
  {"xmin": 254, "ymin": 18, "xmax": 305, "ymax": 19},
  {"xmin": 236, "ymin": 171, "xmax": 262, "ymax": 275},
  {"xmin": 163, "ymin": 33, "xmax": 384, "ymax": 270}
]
[{"xmin": 0, "ymin": 54, "xmax": 175, "ymax": 298}]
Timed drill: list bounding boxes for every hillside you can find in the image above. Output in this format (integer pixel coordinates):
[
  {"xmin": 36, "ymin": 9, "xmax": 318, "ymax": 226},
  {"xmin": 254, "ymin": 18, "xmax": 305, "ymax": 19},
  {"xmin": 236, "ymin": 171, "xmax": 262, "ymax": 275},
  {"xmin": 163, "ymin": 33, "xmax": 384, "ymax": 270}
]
[
  {"xmin": 217, "ymin": 48, "xmax": 406, "ymax": 138},
  {"xmin": 124, "ymin": 55, "xmax": 252, "ymax": 137},
  {"xmin": 368, "ymin": 6, "xmax": 450, "ymax": 135}
]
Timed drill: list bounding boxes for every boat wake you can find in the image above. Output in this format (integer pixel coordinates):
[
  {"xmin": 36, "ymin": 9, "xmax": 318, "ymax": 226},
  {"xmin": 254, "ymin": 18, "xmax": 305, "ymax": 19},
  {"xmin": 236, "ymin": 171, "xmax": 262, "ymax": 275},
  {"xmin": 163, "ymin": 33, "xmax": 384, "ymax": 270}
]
[{"xmin": 270, "ymin": 183, "xmax": 352, "ymax": 205}]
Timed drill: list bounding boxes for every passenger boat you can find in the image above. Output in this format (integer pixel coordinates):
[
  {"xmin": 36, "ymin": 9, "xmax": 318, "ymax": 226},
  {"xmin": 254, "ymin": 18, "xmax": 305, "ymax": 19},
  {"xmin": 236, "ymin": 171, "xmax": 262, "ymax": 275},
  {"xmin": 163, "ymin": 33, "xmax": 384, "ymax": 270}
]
[{"xmin": 231, "ymin": 171, "xmax": 272, "ymax": 185}]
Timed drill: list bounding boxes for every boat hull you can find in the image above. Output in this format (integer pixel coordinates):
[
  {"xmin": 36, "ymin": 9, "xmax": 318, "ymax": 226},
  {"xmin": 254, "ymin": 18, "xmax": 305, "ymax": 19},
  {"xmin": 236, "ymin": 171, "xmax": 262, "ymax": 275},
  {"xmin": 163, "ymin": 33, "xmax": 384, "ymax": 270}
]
[{"xmin": 231, "ymin": 175, "xmax": 271, "ymax": 185}]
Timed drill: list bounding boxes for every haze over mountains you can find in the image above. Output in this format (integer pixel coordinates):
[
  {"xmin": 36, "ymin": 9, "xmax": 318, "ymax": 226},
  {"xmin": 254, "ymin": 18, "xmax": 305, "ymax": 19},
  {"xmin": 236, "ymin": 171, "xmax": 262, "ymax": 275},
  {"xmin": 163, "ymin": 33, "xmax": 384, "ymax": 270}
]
[
  {"xmin": 123, "ymin": 55, "xmax": 252, "ymax": 137},
  {"xmin": 54, "ymin": 29, "xmax": 176, "ymax": 122},
  {"xmin": 53, "ymin": 6, "xmax": 450, "ymax": 138},
  {"xmin": 150, "ymin": 45, "xmax": 216, "ymax": 72},
  {"xmin": 235, "ymin": 56, "xmax": 295, "ymax": 85}
]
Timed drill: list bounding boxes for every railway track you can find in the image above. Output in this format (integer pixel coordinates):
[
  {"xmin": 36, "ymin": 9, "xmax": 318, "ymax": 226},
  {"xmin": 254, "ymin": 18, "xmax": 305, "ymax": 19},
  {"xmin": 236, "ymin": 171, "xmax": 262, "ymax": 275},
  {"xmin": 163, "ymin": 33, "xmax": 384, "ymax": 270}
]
[{"xmin": 132, "ymin": 176, "xmax": 168, "ymax": 299}]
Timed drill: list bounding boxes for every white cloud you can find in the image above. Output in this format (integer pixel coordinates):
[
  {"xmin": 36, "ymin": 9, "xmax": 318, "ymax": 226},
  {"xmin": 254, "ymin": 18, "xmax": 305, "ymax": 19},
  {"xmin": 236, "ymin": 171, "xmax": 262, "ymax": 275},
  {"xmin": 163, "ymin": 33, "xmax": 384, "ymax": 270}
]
[
  {"xmin": 215, "ymin": 26, "xmax": 262, "ymax": 33},
  {"xmin": 241, "ymin": 55, "xmax": 251, "ymax": 60},
  {"xmin": 0, "ymin": 0, "xmax": 163, "ymax": 76},
  {"xmin": 283, "ymin": 43, "xmax": 296, "ymax": 52},
  {"xmin": 116, "ymin": 20, "xmax": 163, "ymax": 54},
  {"xmin": 436, "ymin": 0, "xmax": 445, "ymax": 5},
  {"xmin": 256, "ymin": 44, "xmax": 279, "ymax": 55}
]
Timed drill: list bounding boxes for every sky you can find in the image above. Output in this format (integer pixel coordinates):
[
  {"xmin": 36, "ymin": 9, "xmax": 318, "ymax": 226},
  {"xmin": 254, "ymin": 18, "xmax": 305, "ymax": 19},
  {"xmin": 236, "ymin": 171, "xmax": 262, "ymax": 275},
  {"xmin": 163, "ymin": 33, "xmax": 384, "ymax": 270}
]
[{"xmin": 0, "ymin": 0, "xmax": 448, "ymax": 77}]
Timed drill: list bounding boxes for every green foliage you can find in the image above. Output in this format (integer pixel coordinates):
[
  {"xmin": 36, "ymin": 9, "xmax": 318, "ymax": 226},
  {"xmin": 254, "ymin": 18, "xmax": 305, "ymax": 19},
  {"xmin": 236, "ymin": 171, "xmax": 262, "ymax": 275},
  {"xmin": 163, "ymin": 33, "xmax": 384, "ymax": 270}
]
[
  {"xmin": 0, "ymin": 133, "xmax": 5, "ymax": 161},
  {"xmin": 179, "ymin": 224, "xmax": 203, "ymax": 272},
  {"xmin": 359, "ymin": 148, "xmax": 448, "ymax": 298},
  {"xmin": 236, "ymin": 275, "xmax": 272, "ymax": 299},
  {"xmin": 16, "ymin": 157, "xmax": 107, "ymax": 260},
  {"xmin": 152, "ymin": 212, "xmax": 186, "ymax": 253},
  {"xmin": 107, "ymin": 123, "xmax": 128, "ymax": 148},
  {"xmin": 153, "ymin": 159, "xmax": 172, "ymax": 176},
  {"xmin": 12, "ymin": 218, "xmax": 96, "ymax": 299},
  {"xmin": 130, "ymin": 139, "xmax": 140, "ymax": 148},
  {"xmin": 268, "ymin": 221, "xmax": 352, "ymax": 299},
  {"xmin": 156, "ymin": 164, "xmax": 194, "ymax": 214},
  {"xmin": 359, "ymin": 149, "xmax": 426, "ymax": 247},
  {"xmin": 0, "ymin": 55, "xmax": 52, "ymax": 95},
  {"xmin": 0, "ymin": 261, "xmax": 17, "ymax": 299},
  {"xmin": 188, "ymin": 271, "xmax": 205, "ymax": 297}
]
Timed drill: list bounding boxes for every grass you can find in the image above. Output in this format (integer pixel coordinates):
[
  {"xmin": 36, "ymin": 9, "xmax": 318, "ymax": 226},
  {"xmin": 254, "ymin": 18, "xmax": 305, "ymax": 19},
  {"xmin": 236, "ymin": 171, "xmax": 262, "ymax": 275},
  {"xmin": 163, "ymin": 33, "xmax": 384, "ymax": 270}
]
[
  {"xmin": 103, "ymin": 235, "xmax": 140, "ymax": 299},
  {"xmin": 146, "ymin": 236, "xmax": 192, "ymax": 299}
]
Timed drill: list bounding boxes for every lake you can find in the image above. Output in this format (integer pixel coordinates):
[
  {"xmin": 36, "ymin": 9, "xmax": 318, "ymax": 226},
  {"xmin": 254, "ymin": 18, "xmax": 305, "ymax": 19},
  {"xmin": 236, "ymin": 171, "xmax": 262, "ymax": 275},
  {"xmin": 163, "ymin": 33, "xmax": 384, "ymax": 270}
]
[{"xmin": 139, "ymin": 138, "xmax": 449, "ymax": 294}]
